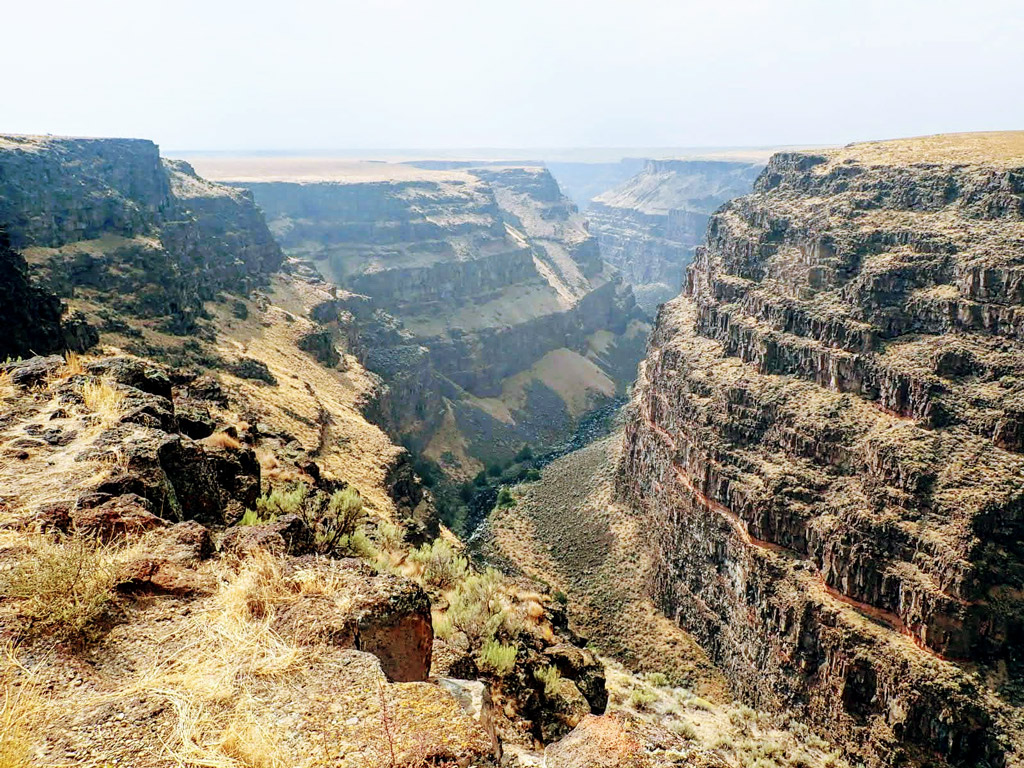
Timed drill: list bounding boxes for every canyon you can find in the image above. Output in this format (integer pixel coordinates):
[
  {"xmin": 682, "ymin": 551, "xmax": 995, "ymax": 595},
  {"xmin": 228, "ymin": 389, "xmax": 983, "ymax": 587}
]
[
  {"xmin": 0, "ymin": 130, "xmax": 1021, "ymax": 768},
  {"xmin": 189, "ymin": 156, "xmax": 649, "ymax": 477},
  {"xmin": 587, "ymin": 156, "xmax": 767, "ymax": 312}
]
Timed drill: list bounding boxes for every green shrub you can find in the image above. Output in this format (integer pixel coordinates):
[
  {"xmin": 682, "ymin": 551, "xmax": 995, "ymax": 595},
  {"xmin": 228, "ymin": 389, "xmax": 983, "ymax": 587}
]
[
  {"xmin": 629, "ymin": 687, "xmax": 656, "ymax": 711},
  {"xmin": 2, "ymin": 536, "xmax": 119, "ymax": 644},
  {"xmin": 375, "ymin": 521, "xmax": 406, "ymax": 553},
  {"xmin": 533, "ymin": 665, "xmax": 562, "ymax": 698},
  {"xmin": 487, "ymin": 463, "xmax": 503, "ymax": 478},
  {"xmin": 646, "ymin": 672, "xmax": 669, "ymax": 687},
  {"xmin": 479, "ymin": 639, "xmax": 517, "ymax": 676},
  {"xmin": 524, "ymin": 469, "xmax": 541, "ymax": 482},
  {"xmin": 255, "ymin": 483, "xmax": 309, "ymax": 518},
  {"xmin": 495, "ymin": 487, "xmax": 515, "ymax": 509},
  {"xmin": 514, "ymin": 445, "xmax": 533, "ymax": 462},
  {"xmin": 445, "ymin": 568, "xmax": 511, "ymax": 646},
  {"xmin": 410, "ymin": 539, "xmax": 469, "ymax": 589}
]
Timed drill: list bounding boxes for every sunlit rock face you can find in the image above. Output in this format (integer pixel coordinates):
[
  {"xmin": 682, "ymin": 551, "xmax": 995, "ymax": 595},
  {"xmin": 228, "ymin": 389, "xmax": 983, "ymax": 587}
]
[
  {"xmin": 588, "ymin": 159, "xmax": 763, "ymax": 313},
  {"xmin": 618, "ymin": 133, "xmax": 1024, "ymax": 767}
]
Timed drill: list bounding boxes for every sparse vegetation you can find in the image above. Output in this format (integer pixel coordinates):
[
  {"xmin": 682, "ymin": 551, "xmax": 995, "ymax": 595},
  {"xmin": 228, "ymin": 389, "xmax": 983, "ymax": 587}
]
[
  {"xmin": 1, "ymin": 535, "xmax": 121, "ymax": 644},
  {"xmin": 628, "ymin": 687, "xmax": 656, "ymax": 711},
  {"xmin": 479, "ymin": 639, "xmax": 517, "ymax": 676},
  {"xmin": 81, "ymin": 379, "xmax": 125, "ymax": 423},
  {"xmin": 206, "ymin": 430, "xmax": 243, "ymax": 450},
  {"xmin": 248, "ymin": 482, "xmax": 366, "ymax": 555},
  {"xmin": 409, "ymin": 538, "xmax": 469, "ymax": 589},
  {"xmin": 534, "ymin": 664, "xmax": 562, "ymax": 697}
]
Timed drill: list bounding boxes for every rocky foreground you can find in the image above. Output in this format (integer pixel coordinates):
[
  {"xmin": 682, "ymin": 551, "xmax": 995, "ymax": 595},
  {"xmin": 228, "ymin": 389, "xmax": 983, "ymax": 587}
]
[{"xmin": 619, "ymin": 132, "xmax": 1024, "ymax": 767}]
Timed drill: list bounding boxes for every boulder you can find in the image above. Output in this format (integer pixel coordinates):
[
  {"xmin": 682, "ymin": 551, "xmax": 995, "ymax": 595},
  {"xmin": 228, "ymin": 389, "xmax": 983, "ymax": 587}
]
[
  {"xmin": 1, "ymin": 355, "xmax": 64, "ymax": 388},
  {"xmin": 220, "ymin": 514, "xmax": 313, "ymax": 557},
  {"xmin": 72, "ymin": 493, "xmax": 167, "ymax": 541}
]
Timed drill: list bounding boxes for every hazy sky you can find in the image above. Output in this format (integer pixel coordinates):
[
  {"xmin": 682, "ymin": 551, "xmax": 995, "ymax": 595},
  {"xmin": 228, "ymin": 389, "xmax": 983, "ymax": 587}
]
[{"xmin": 4, "ymin": 0, "xmax": 1022, "ymax": 151}]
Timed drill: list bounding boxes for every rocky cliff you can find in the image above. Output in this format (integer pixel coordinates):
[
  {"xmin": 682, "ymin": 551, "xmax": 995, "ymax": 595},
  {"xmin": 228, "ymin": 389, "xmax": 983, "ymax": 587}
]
[
  {"xmin": 618, "ymin": 132, "xmax": 1024, "ymax": 767},
  {"xmin": 588, "ymin": 159, "xmax": 764, "ymax": 312},
  {"xmin": 197, "ymin": 159, "xmax": 649, "ymax": 473},
  {"xmin": 0, "ymin": 135, "xmax": 282, "ymax": 334}
]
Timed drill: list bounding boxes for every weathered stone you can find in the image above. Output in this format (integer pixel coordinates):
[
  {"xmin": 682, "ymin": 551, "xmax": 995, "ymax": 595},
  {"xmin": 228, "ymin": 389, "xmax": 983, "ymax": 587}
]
[
  {"xmin": 618, "ymin": 134, "xmax": 1024, "ymax": 767},
  {"xmin": 220, "ymin": 514, "xmax": 313, "ymax": 557}
]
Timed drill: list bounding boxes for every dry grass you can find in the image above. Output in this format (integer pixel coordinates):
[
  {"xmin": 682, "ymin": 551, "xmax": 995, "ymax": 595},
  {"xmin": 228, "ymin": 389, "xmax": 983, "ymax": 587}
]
[
  {"xmin": 0, "ymin": 645, "xmax": 42, "ymax": 768},
  {"xmin": 61, "ymin": 352, "xmax": 85, "ymax": 378},
  {"xmin": 206, "ymin": 431, "xmax": 243, "ymax": 451},
  {"xmin": 81, "ymin": 379, "xmax": 125, "ymax": 423},
  {"xmin": 0, "ymin": 370, "xmax": 12, "ymax": 402},
  {"xmin": 1, "ymin": 534, "xmax": 123, "ymax": 644}
]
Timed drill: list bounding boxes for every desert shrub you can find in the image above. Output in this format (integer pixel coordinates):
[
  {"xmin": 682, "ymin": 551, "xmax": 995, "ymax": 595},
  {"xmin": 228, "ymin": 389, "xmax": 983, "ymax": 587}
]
[
  {"xmin": 646, "ymin": 672, "xmax": 669, "ymax": 687},
  {"xmin": 514, "ymin": 445, "xmax": 533, "ymax": 462},
  {"xmin": 486, "ymin": 463, "xmax": 503, "ymax": 478},
  {"xmin": 524, "ymin": 468, "xmax": 541, "ymax": 482},
  {"xmin": 81, "ymin": 379, "xmax": 125, "ymax": 422},
  {"xmin": 247, "ymin": 483, "xmax": 368, "ymax": 556},
  {"xmin": 445, "ymin": 568, "xmax": 512, "ymax": 646},
  {"xmin": 533, "ymin": 665, "xmax": 562, "ymax": 698},
  {"xmin": 255, "ymin": 483, "xmax": 309, "ymax": 519},
  {"xmin": 375, "ymin": 521, "xmax": 406, "ymax": 553},
  {"xmin": 479, "ymin": 640, "xmax": 517, "ymax": 676},
  {"xmin": 669, "ymin": 719, "xmax": 697, "ymax": 740},
  {"xmin": 495, "ymin": 487, "xmax": 515, "ymax": 509},
  {"xmin": 1, "ymin": 536, "xmax": 119, "ymax": 644},
  {"xmin": 410, "ymin": 538, "xmax": 469, "ymax": 589},
  {"xmin": 629, "ymin": 687, "xmax": 656, "ymax": 711}
]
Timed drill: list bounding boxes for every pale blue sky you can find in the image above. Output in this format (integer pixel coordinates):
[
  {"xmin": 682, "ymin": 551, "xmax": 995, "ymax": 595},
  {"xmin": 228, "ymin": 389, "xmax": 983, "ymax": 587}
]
[{"xmin": 3, "ymin": 0, "xmax": 1021, "ymax": 150}]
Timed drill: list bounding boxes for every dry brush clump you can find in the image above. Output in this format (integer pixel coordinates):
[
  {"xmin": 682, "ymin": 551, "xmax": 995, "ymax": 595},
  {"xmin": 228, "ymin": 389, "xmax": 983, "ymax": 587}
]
[
  {"xmin": 80, "ymin": 378, "xmax": 126, "ymax": 423},
  {"xmin": 0, "ymin": 534, "xmax": 124, "ymax": 645}
]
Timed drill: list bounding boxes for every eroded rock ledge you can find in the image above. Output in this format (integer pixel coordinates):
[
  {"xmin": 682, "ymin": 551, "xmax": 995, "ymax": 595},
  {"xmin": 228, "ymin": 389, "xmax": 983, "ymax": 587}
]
[{"xmin": 618, "ymin": 133, "xmax": 1024, "ymax": 767}]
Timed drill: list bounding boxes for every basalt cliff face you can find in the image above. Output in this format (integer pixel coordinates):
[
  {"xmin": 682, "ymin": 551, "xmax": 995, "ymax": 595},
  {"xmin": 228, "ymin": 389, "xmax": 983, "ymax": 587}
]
[
  {"xmin": 213, "ymin": 162, "xmax": 648, "ymax": 473},
  {"xmin": 589, "ymin": 159, "xmax": 764, "ymax": 313},
  {"xmin": 0, "ymin": 135, "xmax": 282, "ymax": 335},
  {"xmin": 618, "ymin": 133, "xmax": 1024, "ymax": 767}
]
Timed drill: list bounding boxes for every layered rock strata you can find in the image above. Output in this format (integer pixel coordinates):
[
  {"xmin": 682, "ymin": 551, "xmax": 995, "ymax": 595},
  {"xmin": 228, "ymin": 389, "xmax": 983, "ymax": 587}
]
[
  {"xmin": 618, "ymin": 133, "xmax": 1024, "ymax": 767},
  {"xmin": 589, "ymin": 159, "xmax": 764, "ymax": 312},
  {"xmin": 0, "ymin": 135, "xmax": 282, "ymax": 333},
  {"xmin": 203, "ymin": 160, "xmax": 648, "ymax": 471}
]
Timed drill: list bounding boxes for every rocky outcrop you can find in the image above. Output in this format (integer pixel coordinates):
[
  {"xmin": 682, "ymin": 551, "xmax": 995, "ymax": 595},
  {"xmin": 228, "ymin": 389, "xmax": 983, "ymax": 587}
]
[
  {"xmin": 588, "ymin": 159, "xmax": 764, "ymax": 312},
  {"xmin": 0, "ymin": 227, "xmax": 98, "ymax": 360},
  {"xmin": 618, "ymin": 133, "xmax": 1024, "ymax": 767},
  {"xmin": 0, "ymin": 135, "xmax": 282, "ymax": 334}
]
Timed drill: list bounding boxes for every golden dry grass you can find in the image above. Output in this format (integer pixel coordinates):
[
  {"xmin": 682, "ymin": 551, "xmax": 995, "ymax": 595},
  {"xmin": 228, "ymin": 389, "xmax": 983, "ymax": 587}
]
[
  {"xmin": 819, "ymin": 130, "xmax": 1024, "ymax": 169},
  {"xmin": 0, "ymin": 371, "xmax": 13, "ymax": 402},
  {"xmin": 81, "ymin": 379, "xmax": 126, "ymax": 423},
  {"xmin": 0, "ymin": 645, "xmax": 41, "ymax": 768},
  {"xmin": 205, "ymin": 431, "xmax": 243, "ymax": 451}
]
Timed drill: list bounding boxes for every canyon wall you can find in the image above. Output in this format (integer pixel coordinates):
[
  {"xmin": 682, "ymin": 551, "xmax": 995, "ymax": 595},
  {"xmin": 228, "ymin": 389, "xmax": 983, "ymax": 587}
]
[
  {"xmin": 588, "ymin": 159, "xmax": 764, "ymax": 313},
  {"xmin": 618, "ymin": 133, "xmax": 1024, "ymax": 767},
  {"xmin": 0, "ymin": 135, "xmax": 282, "ymax": 334},
  {"xmin": 223, "ymin": 163, "xmax": 648, "ymax": 473}
]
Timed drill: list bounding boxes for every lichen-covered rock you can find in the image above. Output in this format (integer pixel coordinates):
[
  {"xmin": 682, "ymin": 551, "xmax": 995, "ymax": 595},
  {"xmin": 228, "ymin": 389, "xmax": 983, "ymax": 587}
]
[{"xmin": 618, "ymin": 133, "xmax": 1024, "ymax": 767}]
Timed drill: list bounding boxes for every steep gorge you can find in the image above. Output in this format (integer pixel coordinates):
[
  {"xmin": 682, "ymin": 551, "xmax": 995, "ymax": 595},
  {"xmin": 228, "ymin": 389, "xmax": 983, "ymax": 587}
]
[
  {"xmin": 192, "ymin": 158, "xmax": 649, "ymax": 476},
  {"xmin": 618, "ymin": 132, "xmax": 1024, "ymax": 767}
]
